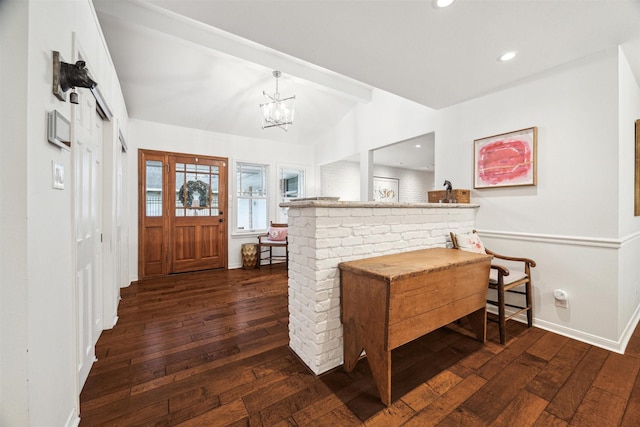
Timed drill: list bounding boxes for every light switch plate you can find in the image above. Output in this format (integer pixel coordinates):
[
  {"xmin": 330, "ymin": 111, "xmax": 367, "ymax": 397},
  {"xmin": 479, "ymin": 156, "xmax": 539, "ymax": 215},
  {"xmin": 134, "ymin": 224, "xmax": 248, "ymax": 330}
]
[{"xmin": 52, "ymin": 161, "xmax": 64, "ymax": 190}]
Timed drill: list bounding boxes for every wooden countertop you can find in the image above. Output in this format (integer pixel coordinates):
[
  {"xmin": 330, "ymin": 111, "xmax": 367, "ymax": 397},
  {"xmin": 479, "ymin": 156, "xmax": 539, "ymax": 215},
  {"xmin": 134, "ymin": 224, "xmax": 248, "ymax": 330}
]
[
  {"xmin": 280, "ymin": 200, "xmax": 479, "ymax": 209},
  {"xmin": 338, "ymin": 248, "xmax": 492, "ymax": 281}
]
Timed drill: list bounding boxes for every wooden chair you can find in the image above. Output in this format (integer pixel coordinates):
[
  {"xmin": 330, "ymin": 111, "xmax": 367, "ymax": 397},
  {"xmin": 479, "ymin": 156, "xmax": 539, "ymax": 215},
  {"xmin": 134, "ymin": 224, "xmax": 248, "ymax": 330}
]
[
  {"xmin": 257, "ymin": 222, "xmax": 289, "ymax": 268},
  {"xmin": 450, "ymin": 230, "xmax": 536, "ymax": 344}
]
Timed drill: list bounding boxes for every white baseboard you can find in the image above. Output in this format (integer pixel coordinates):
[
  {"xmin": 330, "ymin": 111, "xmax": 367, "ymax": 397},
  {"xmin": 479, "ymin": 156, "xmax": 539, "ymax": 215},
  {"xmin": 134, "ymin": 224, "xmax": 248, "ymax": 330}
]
[
  {"xmin": 487, "ymin": 306, "xmax": 638, "ymax": 354},
  {"xmin": 619, "ymin": 302, "xmax": 640, "ymax": 353},
  {"xmin": 65, "ymin": 407, "xmax": 80, "ymax": 427},
  {"xmin": 533, "ymin": 318, "xmax": 625, "ymax": 354},
  {"xmin": 107, "ymin": 314, "xmax": 119, "ymax": 330}
]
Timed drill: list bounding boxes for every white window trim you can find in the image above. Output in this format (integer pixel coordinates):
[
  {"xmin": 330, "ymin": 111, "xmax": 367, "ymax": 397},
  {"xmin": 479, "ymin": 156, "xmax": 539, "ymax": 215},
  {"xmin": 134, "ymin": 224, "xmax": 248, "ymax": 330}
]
[
  {"xmin": 276, "ymin": 163, "xmax": 308, "ymax": 223},
  {"xmin": 234, "ymin": 161, "xmax": 269, "ymax": 235}
]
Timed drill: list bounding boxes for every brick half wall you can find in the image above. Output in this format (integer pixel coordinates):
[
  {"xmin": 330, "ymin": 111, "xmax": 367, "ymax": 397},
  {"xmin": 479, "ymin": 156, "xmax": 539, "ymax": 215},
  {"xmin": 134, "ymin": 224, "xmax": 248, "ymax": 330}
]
[{"xmin": 283, "ymin": 201, "xmax": 479, "ymax": 374}]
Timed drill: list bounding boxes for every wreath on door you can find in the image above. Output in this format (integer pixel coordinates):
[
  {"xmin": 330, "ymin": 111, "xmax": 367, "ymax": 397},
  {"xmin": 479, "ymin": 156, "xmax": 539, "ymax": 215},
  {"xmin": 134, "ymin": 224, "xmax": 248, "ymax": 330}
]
[{"xmin": 177, "ymin": 180, "xmax": 211, "ymax": 207}]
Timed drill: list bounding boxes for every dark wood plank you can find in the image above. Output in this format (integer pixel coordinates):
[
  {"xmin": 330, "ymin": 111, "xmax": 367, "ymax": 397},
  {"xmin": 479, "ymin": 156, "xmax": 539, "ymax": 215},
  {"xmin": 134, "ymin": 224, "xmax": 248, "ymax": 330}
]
[
  {"xmin": 532, "ymin": 411, "xmax": 568, "ymax": 427},
  {"xmin": 592, "ymin": 352, "xmax": 640, "ymax": 399},
  {"xmin": 461, "ymin": 353, "xmax": 546, "ymax": 424},
  {"xmin": 490, "ymin": 389, "xmax": 548, "ymax": 427},
  {"xmin": 545, "ymin": 345, "xmax": 609, "ymax": 422},
  {"xmin": 79, "ymin": 264, "xmax": 640, "ymax": 426},
  {"xmin": 175, "ymin": 399, "xmax": 248, "ymax": 426},
  {"xmin": 475, "ymin": 327, "xmax": 546, "ymax": 380},
  {"xmin": 400, "ymin": 370, "xmax": 461, "ymax": 412},
  {"xmin": 401, "ymin": 374, "xmax": 487, "ymax": 427},
  {"xmin": 362, "ymin": 400, "xmax": 416, "ymax": 427},
  {"xmin": 570, "ymin": 386, "xmax": 627, "ymax": 426},
  {"xmin": 525, "ymin": 339, "xmax": 590, "ymax": 401},
  {"xmin": 525, "ymin": 330, "xmax": 570, "ymax": 361},
  {"xmin": 621, "ymin": 370, "xmax": 640, "ymax": 427}
]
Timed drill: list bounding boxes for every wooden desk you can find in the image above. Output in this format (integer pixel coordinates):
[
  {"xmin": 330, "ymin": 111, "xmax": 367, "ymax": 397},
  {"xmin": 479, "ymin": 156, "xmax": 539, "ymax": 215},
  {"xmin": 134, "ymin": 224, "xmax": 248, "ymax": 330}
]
[{"xmin": 339, "ymin": 248, "xmax": 492, "ymax": 406}]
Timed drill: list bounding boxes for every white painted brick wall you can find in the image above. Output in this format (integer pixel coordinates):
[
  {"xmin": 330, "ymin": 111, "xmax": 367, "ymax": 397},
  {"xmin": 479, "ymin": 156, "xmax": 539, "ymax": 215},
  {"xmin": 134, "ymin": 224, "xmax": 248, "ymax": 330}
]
[{"xmin": 285, "ymin": 201, "xmax": 478, "ymax": 375}]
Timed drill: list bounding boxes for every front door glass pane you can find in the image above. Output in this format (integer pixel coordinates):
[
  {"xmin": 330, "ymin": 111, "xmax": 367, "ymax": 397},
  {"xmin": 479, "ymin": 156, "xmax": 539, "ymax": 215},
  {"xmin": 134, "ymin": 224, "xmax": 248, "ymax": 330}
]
[
  {"xmin": 175, "ymin": 161, "xmax": 220, "ymax": 217},
  {"xmin": 146, "ymin": 160, "xmax": 162, "ymax": 216}
]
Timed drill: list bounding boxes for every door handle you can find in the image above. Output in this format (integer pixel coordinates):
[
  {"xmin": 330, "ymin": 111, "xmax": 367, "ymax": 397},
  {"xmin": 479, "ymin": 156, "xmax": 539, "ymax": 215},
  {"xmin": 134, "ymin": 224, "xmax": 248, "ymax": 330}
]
[{"xmin": 219, "ymin": 218, "xmax": 224, "ymax": 223}]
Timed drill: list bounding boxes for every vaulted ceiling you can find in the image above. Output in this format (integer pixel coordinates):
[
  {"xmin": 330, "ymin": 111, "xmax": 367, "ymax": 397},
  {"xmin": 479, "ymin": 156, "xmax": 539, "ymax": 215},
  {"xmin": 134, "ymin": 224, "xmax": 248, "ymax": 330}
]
[{"xmin": 94, "ymin": 0, "xmax": 640, "ymax": 170}]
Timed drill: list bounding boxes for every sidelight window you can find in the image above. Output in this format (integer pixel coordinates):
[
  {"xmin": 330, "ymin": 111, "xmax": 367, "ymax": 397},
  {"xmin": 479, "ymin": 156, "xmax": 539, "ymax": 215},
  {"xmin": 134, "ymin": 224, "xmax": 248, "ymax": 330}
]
[{"xmin": 145, "ymin": 160, "xmax": 163, "ymax": 216}]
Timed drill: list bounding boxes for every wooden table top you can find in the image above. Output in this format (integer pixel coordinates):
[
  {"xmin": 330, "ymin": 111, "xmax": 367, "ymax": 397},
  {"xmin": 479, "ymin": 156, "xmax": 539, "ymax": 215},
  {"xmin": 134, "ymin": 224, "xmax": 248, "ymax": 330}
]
[{"xmin": 338, "ymin": 248, "xmax": 492, "ymax": 282}]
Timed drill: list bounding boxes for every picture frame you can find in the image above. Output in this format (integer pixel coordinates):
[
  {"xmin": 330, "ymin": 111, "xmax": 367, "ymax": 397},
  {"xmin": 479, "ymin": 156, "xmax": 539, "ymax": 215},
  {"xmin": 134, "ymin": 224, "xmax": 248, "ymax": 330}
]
[
  {"xmin": 373, "ymin": 176, "xmax": 399, "ymax": 202},
  {"xmin": 474, "ymin": 126, "xmax": 537, "ymax": 189}
]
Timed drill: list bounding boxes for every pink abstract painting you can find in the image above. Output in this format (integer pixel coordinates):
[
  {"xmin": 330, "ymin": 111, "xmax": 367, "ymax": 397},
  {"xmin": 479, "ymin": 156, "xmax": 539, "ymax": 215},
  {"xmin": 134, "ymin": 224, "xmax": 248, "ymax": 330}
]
[{"xmin": 474, "ymin": 127, "xmax": 537, "ymax": 188}]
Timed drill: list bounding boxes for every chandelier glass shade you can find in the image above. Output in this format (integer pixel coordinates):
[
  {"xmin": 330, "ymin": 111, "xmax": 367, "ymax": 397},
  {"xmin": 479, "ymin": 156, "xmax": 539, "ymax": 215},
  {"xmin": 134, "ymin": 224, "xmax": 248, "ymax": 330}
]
[{"xmin": 260, "ymin": 70, "xmax": 296, "ymax": 131}]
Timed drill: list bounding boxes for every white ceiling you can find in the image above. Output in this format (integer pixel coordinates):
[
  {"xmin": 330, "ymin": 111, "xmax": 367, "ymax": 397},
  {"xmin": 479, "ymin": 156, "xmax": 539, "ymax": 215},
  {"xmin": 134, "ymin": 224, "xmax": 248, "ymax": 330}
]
[{"xmin": 94, "ymin": 0, "xmax": 640, "ymax": 171}]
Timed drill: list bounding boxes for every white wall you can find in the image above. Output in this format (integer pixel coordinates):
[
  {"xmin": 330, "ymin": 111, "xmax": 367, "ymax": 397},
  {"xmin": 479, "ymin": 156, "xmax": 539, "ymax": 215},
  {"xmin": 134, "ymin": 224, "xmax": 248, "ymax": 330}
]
[
  {"xmin": 129, "ymin": 119, "xmax": 316, "ymax": 272},
  {"xmin": 320, "ymin": 160, "xmax": 434, "ymax": 203},
  {"xmin": 1, "ymin": 1, "xmax": 30, "ymax": 425},
  {"xmin": 617, "ymin": 47, "xmax": 640, "ymax": 337},
  {"xmin": 374, "ymin": 164, "xmax": 434, "ymax": 203},
  {"xmin": 314, "ymin": 88, "xmax": 437, "ymax": 166},
  {"xmin": 1, "ymin": 1, "xmax": 129, "ymax": 425},
  {"xmin": 320, "ymin": 160, "xmax": 361, "ymax": 201},
  {"xmin": 439, "ymin": 50, "xmax": 620, "ymax": 238},
  {"xmin": 436, "ymin": 48, "xmax": 640, "ymax": 350}
]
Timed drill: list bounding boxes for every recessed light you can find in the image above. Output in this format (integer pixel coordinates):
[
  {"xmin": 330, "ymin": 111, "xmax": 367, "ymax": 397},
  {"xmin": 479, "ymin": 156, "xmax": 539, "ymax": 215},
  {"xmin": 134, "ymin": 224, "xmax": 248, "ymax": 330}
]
[
  {"xmin": 415, "ymin": 144, "xmax": 422, "ymax": 148},
  {"xmin": 498, "ymin": 51, "xmax": 518, "ymax": 62},
  {"xmin": 434, "ymin": 0, "xmax": 455, "ymax": 8}
]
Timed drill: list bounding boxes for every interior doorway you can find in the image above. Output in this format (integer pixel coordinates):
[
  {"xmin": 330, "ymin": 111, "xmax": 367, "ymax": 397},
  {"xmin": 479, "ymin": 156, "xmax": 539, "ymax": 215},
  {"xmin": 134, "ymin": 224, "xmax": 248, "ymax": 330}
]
[
  {"xmin": 138, "ymin": 150, "xmax": 228, "ymax": 278},
  {"xmin": 74, "ymin": 91, "xmax": 103, "ymax": 390}
]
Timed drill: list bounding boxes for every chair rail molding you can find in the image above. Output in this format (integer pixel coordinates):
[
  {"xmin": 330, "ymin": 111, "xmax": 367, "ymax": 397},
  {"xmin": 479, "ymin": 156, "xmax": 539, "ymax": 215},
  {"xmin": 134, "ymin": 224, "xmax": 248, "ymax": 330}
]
[{"xmin": 476, "ymin": 229, "xmax": 640, "ymax": 249}]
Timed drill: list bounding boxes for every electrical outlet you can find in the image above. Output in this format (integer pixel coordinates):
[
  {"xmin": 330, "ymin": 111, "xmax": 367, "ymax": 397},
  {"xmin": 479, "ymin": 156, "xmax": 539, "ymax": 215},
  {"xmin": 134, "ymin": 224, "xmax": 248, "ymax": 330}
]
[{"xmin": 554, "ymin": 289, "xmax": 569, "ymax": 309}]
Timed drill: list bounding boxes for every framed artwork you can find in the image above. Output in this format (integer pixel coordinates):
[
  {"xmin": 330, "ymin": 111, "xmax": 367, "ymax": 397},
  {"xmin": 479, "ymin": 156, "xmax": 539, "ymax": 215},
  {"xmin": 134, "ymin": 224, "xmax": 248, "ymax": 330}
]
[
  {"xmin": 373, "ymin": 176, "xmax": 399, "ymax": 202},
  {"xmin": 635, "ymin": 119, "xmax": 640, "ymax": 216},
  {"xmin": 474, "ymin": 127, "xmax": 537, "ymax": 189}
]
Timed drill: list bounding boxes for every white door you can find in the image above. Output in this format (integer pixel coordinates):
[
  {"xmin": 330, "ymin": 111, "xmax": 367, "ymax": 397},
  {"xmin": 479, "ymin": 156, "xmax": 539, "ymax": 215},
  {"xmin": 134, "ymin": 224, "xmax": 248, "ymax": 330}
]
[
  {"xmin": 74, "ymin": 90, "xmax": 103, "ymax": 389},
  {"xmin": 117, "ymin": 134, "xmax": 129, "ymax": 290},
  {"xmin": 101, "ymin": 120, "xmax": 119, "ymax": 329}
]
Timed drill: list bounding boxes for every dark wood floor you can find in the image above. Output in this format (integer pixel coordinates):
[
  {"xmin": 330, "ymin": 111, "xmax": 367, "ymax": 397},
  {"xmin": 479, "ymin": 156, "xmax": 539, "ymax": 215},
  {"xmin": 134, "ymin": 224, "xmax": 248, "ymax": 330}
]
[{"xmin": 80, "ymin": 264, "xmax": 640, "ymax": 426}]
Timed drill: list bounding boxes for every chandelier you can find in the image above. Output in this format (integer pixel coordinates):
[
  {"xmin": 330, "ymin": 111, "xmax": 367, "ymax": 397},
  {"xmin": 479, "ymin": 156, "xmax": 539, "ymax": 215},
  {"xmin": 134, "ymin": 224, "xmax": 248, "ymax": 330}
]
[{"xmin": 260, "ymin": 70, "xmax": 296, "ymax": 131}]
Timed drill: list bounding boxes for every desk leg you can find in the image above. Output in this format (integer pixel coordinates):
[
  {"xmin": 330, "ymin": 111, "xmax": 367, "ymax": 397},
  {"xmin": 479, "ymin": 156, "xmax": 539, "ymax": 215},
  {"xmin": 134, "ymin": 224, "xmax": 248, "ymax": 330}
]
[
  {"xmin": 341, "ymin": 270, "xmax": 391, "ymax": 405},
  {"xmin": 365, "ymin": 345, "xmax": 392, "ymax": 406},
  {"xmin": 467, "ymin": 307, "xmax": 487, "ymax": 343},
  {"xmin": 343, "ymin": 320, "xmax": 363, "ymax": 372}
]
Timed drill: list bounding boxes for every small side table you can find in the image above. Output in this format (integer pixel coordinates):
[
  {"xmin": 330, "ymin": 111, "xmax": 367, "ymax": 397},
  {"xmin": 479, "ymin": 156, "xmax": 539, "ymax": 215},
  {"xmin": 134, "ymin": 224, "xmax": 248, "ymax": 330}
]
[{"xmin": 241, "ymin": 243, "xmax": 258, "ymax": 269}]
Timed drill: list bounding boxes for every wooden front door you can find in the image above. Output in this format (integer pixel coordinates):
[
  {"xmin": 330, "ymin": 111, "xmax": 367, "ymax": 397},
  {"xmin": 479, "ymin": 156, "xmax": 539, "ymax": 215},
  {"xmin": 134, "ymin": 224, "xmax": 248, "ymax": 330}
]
[
  {"xmin": 170, "ymin": 155, "xmax": 227, "ymax": 273},
  {"xmin": 139, "ymin": 150, "xmax": 228, "ymax": 278}
]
